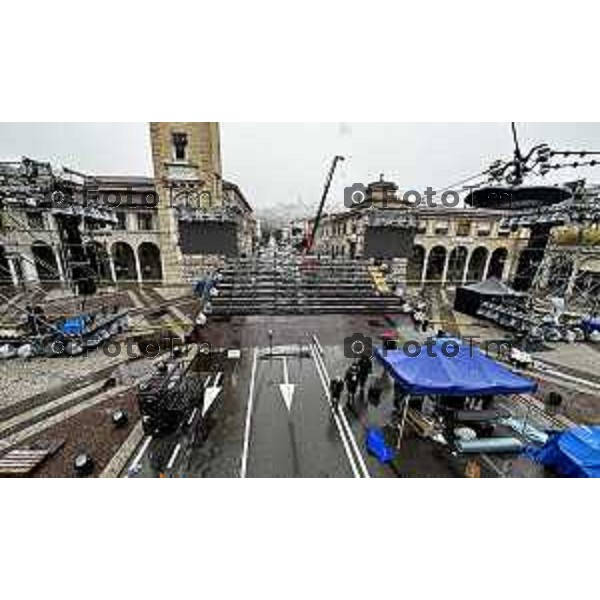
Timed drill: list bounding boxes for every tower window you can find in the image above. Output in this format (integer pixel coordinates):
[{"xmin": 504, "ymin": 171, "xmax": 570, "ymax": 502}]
[{"xmin": 172, "ymin": 132, "xmax": 188, "ymax": 162}]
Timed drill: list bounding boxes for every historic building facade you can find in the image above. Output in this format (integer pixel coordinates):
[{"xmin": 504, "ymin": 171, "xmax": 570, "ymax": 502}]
[
  {"xmin": 0, "ymin": 123, "xmax": 256, "ymax": 291},
  {"xmin": 311, "ymin": 177, "xmax": 532, "ymax": 288}
]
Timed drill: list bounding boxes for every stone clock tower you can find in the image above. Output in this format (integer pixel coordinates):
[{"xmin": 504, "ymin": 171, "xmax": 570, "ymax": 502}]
[{"xmin": 150, "ymin": 122, "xmax": 223, "ymax": 284}]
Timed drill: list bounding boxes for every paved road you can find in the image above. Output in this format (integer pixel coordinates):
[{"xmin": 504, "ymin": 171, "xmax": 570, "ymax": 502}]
[
  {"xmin": 125, "ymin": 314, "xmax": 417, "ymax": 478},
  {"xmin": 243, "ymin": 346, "xmax": 357, "ymax": 477}
]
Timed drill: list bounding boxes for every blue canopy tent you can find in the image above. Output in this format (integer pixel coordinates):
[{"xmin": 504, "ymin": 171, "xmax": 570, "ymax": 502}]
[
  {"xmin": 374, "ymin": 342, "xmax": 537, "ymax": 396},
  {"xmin": 374, "ymin": 340, "xmax": 537, "ymax": 450},
  {"xmin": 527, "ymin": 427, "xmax": 600, "ymax": 478}
]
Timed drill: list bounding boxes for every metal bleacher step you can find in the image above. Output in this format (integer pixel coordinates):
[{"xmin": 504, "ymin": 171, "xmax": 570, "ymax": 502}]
[{"xmin": 210, "ymin": 254, "xmax": 401, "ymax": 316}]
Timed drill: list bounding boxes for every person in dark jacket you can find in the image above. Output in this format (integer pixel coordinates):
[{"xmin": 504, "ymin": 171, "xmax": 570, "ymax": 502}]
[
  {"xmin": 345, "ymin": 363, "xmax": 360, "ymax": 408},
  {"xmin": 329, "ymin": 377, "xmax": 344, "ymax": 412},
  {"xmin": 357, "ymin": 355, "xmax": 373, "ymax": 396}
]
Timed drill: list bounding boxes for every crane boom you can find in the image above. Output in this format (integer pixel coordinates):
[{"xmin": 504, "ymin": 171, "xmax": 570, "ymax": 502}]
[{"xmin": 305, "ymin": 155, "xmax": 345, "ymax": 253}]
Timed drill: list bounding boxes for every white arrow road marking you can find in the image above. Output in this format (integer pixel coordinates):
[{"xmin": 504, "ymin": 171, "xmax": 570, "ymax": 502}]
[
  {"xmin": 202, "ymin": 372, "xmax": 224, "ymax": 416},
  {"xmin": 279, "ymin": 356, "xmax": 296, "ymax": 412},
  {"xmin": 203, "ymin": 384, "xmax": 223, "ymax": 416}
]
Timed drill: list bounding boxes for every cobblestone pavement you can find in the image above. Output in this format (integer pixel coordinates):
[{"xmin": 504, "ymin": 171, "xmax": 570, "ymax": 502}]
[{"xmin": 0, "ymin": 351, "xmax": 128, "ymax": 410}]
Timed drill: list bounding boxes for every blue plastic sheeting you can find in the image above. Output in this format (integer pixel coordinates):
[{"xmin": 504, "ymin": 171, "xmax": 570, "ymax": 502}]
[
  {"xmin": 366, "ymin": 428, "xmax": 395, "ymax": 464},
  {"xmin": 581, "ymin": 318, "xmax": 600, "ymax": 334},
  {"xmin": 193, "ymin": 279, "xmax": 208, "ymax": 297},
  {"xmin": 60, "ymin": 316, "xmax": 87, "ymax": 336},
  {"xmin": 193, "ymin": 278, "xmax": 215, "ymax": 299},
  {"xmin": 527, "ymin": 427, "xmax": 600, "ymax": 478},
  {"xmin": 374, "ymin": 341, "xmax": 537, "ymax": 396}
]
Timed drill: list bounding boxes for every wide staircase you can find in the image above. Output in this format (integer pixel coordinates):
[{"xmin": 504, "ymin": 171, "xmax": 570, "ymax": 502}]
[{"xmin": 210, "ymin": 249, "xmax": 406, "ymax": 316}]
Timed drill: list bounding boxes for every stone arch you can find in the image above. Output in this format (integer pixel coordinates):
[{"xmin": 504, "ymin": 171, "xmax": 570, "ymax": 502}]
[
  {"xmin": 425, "ymin": 246, "xmax": 447, "ymax": 284},
  {"xmin": 0, "ymin": 245, "xmax": 12, "ymax": 285},
  {"xmin": 447, "ymin": 246, "xmax": 469, "ymax": 284},
  {"xmin": 31, "ymin": 241, "xmax": 60, "ymax": 282},
  {"xmin": 467, "ymin": 246, "xmax": 489, "ymax": 283},
  {"xmin": 407, "ymin": 245, "xmax": 426, "ymax": 285},
  {"xmin": 138, "ymin": 242, "xmax": 163, "ymax": 282},
  {"xmin": 112, "ymin": 241, "xmax": 138, "ymax": 281},
  {"xmin": 488, "ymin": 247, "xmax": 508, "ymax": 280}
]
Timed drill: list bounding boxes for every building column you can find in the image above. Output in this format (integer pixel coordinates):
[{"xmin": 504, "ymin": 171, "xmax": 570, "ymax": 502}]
[
  {"xmin": 108, "ymin": 251, "xmax": 117, "ymax": 283},
  {"xmin": 461, "ymin": 251, "xmax": 471, "ymax": 284},
  {"xmin": 54, "ymin": 247, "xmax": 66, "ymax": 283},
  {"xmin": 441, "ymin": 253, "xmax": 450, "ymax": 286},
  {"xmin": 134, "ymin": 248, "xmax": 143, "ymax": 284},
  {"xmin": 565, "ymin": 256, "xmax": 580, "ymax": 299},
  {"xmin": 7, "ymin": 258, "xmax": 20, "ymax": 287},
  {"xmin": 501, "ymin": 255, "xmax": 512, "ymax": 282},
  {"xmin": 482, "ymin": 252, "xmax": 493, "ymax": 281},
  {"xmin": 420, "ymin": 249, "xmax": 429, "ymax": 285}
]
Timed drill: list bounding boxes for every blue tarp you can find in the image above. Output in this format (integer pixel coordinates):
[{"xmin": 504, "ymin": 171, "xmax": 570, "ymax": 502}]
[
  {"xmin": 366, "ymin": 428, "xmax": 396, "ymax": 464},
  {"xmin": 59, "ymin": 316, "xmax": 87, "ymax": 336},
  {"xmin": 193, "ymin": 278, "xmax": 216, "ymax": 299},
  {"xmin": 527, "ymin": 427, "xmax": 600, "ymax": 478},
  {"xmin": 581, "ymin": 318, "xmax": 600, "ymax": 334},
  {"xmin": 375, "ymin": 340, "xmax": 537, "ymax": 396}
]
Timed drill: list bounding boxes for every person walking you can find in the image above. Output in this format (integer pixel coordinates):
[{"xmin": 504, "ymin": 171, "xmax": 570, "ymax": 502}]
[
  {"xmin": 329, "ymin": 377, "xmax": 344, "ymax": 412},
  {"xmin": 345, "ymin": 363, "xmax": 359, "ymax": 409},
  {"xmin": 357, "ymin": 355, "xmax": 373, "ymax": 397}
]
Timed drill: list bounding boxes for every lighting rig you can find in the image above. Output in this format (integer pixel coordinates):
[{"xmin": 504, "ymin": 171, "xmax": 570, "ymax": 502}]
[
  {"xmin": 0, "ymin": 157, "xmax": 117, "ymax": 296},
  {"xmin": 474, "ymin": 124, "xmax": 600, "ymax": 311}
]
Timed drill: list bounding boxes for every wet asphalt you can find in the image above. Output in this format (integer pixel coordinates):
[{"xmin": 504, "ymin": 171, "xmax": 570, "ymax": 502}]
[
  {"xmin": 128, "ymin": 314, "xmax": 415, "ymax": 478},
  {"xmin": 244, "ymin": 350, "xmax": 354, "ymax": 477}
]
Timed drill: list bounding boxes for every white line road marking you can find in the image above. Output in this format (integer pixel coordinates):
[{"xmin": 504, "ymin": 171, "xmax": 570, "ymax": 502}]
[
  {"xmin": 312, "ymin": 335, "xmax": 371, "ymax": 478},
  {"xmin": 167, "ymin": 443, "xmax": 182, "ymax": 470},
  {"xmin": 310, "ymin": 343, "xmax": 360, "ymax": 478},
  {"xmin": 240, "ymin": 347, "xmax": 258, "ymax": 478},
  {"xmin": 187, "ymin": 408, "xmax": 198, "ymax": 426},
  {"xmin": 312, "ymin": 335, "xmax": 325, "ymax": 357},
  {"xmin": 214, "ymin": 371, "xmax": 223, "ymax": 387},
  {"xmin": 534, "ymin": 361, "xmax": 600, "ymax": 391},
  {"xmin": 130, "ymin": 436, "xmax": 152, "ymax": 473},
  {"xmin": 204, "ymin": 375, "xmax": 212, "ymax": 389}
]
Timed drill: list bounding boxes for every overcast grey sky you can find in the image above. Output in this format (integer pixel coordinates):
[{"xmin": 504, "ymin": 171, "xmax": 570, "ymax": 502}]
[{"xmin": 2, "ymin": 123, "xmax": 600, "ymax": 214}]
